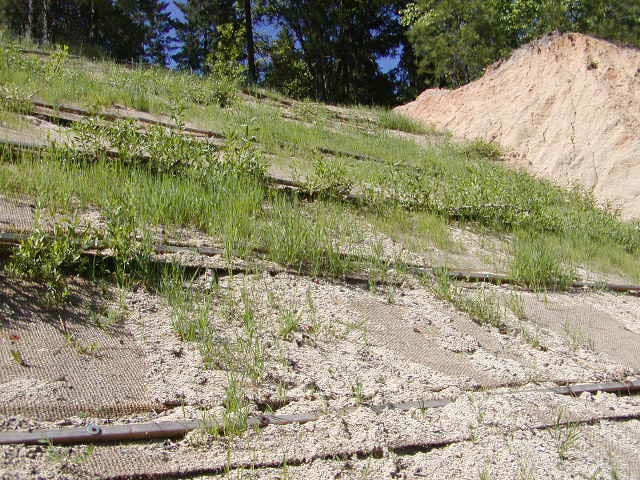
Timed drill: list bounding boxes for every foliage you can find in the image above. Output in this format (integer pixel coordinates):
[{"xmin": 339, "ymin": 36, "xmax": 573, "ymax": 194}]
[
  {"xmin": 430, "ymin": 269, "xmax": 507, "ymax": 331},
  {"xmin": 403, "ymin": 0, "xmax": 640, "ymax": 88},
  {"xmin": 220, "ymin": 128, "xmax": 269, "ymax": 181},
  {"xmin": 103, "ymin": 204, "xmax": 153, "ymax": 287},
  {"xmin": 1, "ymin": 0, "xmax": 172, "ymax": 63},
  {"xmin": 264, "ymin": 0, "xmax": 406, "ymax": 104},
  {"xmin": 6, "ymin": 220, "xmax": 91, "ymax": 307},
  {"xmin": 206, "ymin": 22, "xmax": 247, "ymax": 81},
  {"xmin": 262, "ymin": 27, "xmax": 313, "ymax": 100},
  {"xmin": 304, "ymin": 157, "xmax": 353, "ymax": 199},
  {"xmin": 72, "ymin": 118, "xmax": 218, "ymax": 173},
  {"xmin": 376, "ymin": 109, "xmax": 428, "ymax": 134},
  {"xmin": 509, "ymin": 232, "xmax": 576, "ymax": 291}
]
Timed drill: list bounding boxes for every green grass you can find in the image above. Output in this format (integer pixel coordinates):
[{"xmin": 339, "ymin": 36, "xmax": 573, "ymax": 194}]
[
  {"xmin": 0, "ymin": 144, "xmax": 359, "ymax": 278},
  {"xmin": 430, "ymin": 269, "xmax": 508, "ymax": 331},
  {"xmin": 509, "ymin": 233, "xmax": 576, "ymax": 291},
  {"xmin": 376, "ymin": 109, "xmax": 429, "ymax": 134},
  {"xmin": 1, "ymin": 34, "xmax": 640, "ymax": 286},
  {"xmin": 369, "ymin": 207, "xmax": 463, "ymax": 253}
]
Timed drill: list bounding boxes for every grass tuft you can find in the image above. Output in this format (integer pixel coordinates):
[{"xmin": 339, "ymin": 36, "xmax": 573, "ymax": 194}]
[{"xmin": 509, "ymin": 233, "xmax": 576, "ymax": 291}]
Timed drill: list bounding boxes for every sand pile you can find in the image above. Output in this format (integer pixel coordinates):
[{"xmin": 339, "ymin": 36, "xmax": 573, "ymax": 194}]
[{"xmin": 397, "ymin": 33, "xmax": 640, "ymax": 220}]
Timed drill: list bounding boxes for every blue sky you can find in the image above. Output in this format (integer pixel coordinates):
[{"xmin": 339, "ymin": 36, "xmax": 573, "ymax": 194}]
[{"xmin": 165, "ymin": 1, "xmax": 399, "ymax": 73}]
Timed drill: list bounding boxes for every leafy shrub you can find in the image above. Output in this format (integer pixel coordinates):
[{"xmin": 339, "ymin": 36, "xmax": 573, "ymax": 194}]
[
  {"xmin": 462, "ymin": 139, "xmax": 503, "ymax": 161},
  {"xmin": 219, "ymin": 130, "xmax": 269, "ymax": 181},
  {"xmin": 103, "ymin": 205, "xmax": 152, "ymax": 286},
  {"xmin": 6, "ymin": 221, "xmax": 91, "ymax": 306},
  {"xmin": 304, "ymin": 157, "xmax": 353, "ymax": 198},
  {"xmin": 72, "ymin": 118, "xmax": 217, "ymax": 173}
]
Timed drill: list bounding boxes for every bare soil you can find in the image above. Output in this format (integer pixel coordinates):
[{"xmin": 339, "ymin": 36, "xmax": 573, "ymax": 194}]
[{"xmin": 397, "ymin": 33, "xmax": 640, "ymax": 220}]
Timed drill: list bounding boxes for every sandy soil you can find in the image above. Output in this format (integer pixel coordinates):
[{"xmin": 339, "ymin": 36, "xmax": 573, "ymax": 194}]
[
  {"xmin": 397, "ymin": 33, "xmax": 640, "ymax": 220},
  {"xmin": 2, "ymin": 269, "xmax": 640, "ymax": 479}
]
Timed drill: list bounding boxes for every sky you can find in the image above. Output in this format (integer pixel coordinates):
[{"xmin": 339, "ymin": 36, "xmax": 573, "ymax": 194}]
[{"xmin": 165, "ymin": 1, "xmax": 400, "ymax": 73}]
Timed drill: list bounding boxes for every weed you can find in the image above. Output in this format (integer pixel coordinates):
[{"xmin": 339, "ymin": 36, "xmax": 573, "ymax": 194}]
[
  {"xmin": 518, "ymin": 460, "xmax": 534, "ymax": 480},
  {"xmin": 204, "ymin": 374, "xmax": 250, "ymax": 438},
  {"xmin": 463, "ymin": 139, "xmax": 502, "ymax": 161},
  {"xmin": 506, "ymin": 293, "xmax": 526, "ymax": 320},
  {"xmin": 352, "ymin": 380, "xmax": 365, "ymax": 405},
  {"xmin": 103, "ymin": 204, "xmax": 152, "ymax": 287},
  {"xmin": 278, "ymin": 310, "xmax": 300, "ymax": 341},
  {"xmin": 430, "ymin": 270, "xmax": 508, "ymax": 331},
  {"xmin": 510, "ymin": 233, "xmax": 576, "ymax": 291},
  {"xmin": 553, "ymin": 408, "xmax": 582, "ymax": 460},
  {"xmin": 9, "ymin": 349, "xmax": 26, "ymax": 366},
  {"xmin": 45, "ymin": 441, "xmax": 95, "ymax": 465},
  {"xmin": 64, "ymin": 334, "xmax": 100, "ymax": 355},
  {"xmin": 520, "ymin": 328, "xmax": 544, "ymax": 350},
  {"xmin": 304, "ymin": 156, "xmax": 353, "ymax": 199},
  {"xmin": 160, "ymin": 267, "xmax": 211, "ymax": 342},
  {"xmin": 376, "ymin": 109, "xmax": 428, "ymax": 134},
  {"xmin": 367, "ymin": 239, "xmax": 390, "ymax": 291},
  {"xmin": 221, "ymin": 128, "xmax": 269, "ymax": 182},
  {"xmin": 562, "ymin": 321, "xmax": 595, "ymax": 351},
  {"xmin": 479, "ymin": 467, "xmax": 493, "ymax": 480},
  {"xmin": 6, "ymin": 219, "xmax": 91, "ymax": 307}
]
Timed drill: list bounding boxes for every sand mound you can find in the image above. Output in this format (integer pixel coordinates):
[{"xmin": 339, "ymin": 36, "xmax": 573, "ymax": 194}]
[{"xmin": 397, "ymin": 33, "xmax": 640, "ymax": 220}]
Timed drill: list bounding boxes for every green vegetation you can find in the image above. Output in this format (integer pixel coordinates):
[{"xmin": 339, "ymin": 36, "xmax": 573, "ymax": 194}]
[
  {"xmin": 509, "ymin": 233, "xmax": 576, "ymax": 291},
  {"xmin": 430, "ymin": 269, "xmax": 507, "ymax": 331},
  {"xmin": 6, "ymin": 220, "xmax": 91, "ymax": 306},
  {"xmin": 553, "ymin": 408, "xmax": 582, "ymax": 460},
  {"xmin": 404, "ymin": 0, "xmax": 640, "ymax": 88},
  {"xmin": 376, "ymin": 109, "xmax": 429, "ymax": 134},
  {"xmin": 1, "ymin": 39, "xmax": 640, "ymax": 292}
]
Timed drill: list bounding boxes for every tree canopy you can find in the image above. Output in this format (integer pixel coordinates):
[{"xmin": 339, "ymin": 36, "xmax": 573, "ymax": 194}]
[
  {"xmin": 1, "ymin": 0, "xmax": 638, "ymax": 104},
  {"xmin": 403, "ymin": 0, "xmax": 640, "ymax": 88}
]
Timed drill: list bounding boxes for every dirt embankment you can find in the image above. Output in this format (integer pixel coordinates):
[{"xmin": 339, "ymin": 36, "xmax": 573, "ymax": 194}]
[{"xmin": 397, "ymin": 33, "xmax": 640, "ymax": 220}]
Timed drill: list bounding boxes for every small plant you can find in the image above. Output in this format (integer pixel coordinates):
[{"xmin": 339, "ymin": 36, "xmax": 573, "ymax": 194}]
[
  {"xmin": 103, "ymin": 205, "xmax": 152, "ymax": 286},
  {"xmin": 278, "ymin": 310, "xmax": 300, "ymax": 341},
  {"xmin": 510, "ymin": 233, "xmax": 575, "ymax": 291},
  {"xmin": 6, "ymin": 220, "xmax": 90, "ymax": 307},
  {"xmin": 304, "ymin": 157, "xmax": 353, "ymax": 199},
  {"xmin": 429, "ymin": 270, "xmax": 507, "ymax": 332},
  {"xmin": 367, "ymin": 239, "xmax": 390, "ymax": 291},
  {"xmin": 220, "ymin": 128, "xmax": 269, "ymax": 181},
  {"xmin": 520, "ymin": 328, "xmax": 544, "ymax": 350},
  {"xmin": 505, "ymin": 292, "xmax": 526, "ymax": 320},
  {"xmin": 352, "ymin": 380, "xmax": 365, "ymax": 405},
  {"xmin": 45, "ymin": 441, "xmax": 95, "ymax": 465},
  {"xmin": 553, "ymin": 408, "xmax": 582, "ymax": 461},
  {"xmin": 204, "ymin": 374, "xmax": 250, "ymax": 438},
  {"xmin": 587, "ymin": 57, "xmax": 599, "ymax": 70},
  {"xmin": 562, "ymin": 321, "xmax": 595, "ymax": 351},
  {"xmin": 64, "ymin": 333, "xmax": 100, "ymax": 355},
  {"xmin": 479, "ymin": 466, "xmax": 493, "ymax": 480},
  {"xmin": 42, "ymin": 45, "xmax": 69, "ymax": 80},
  {"xmin": 463, "ymin": 139, "xmax": 502, "ymax": 161},
  {"xmin": 376, "ymin": 109, "xmax": 427, "ymax": 134},
  {"xmin": 9, "ymin": 349, "xmax": 26, "ymax": 367}
]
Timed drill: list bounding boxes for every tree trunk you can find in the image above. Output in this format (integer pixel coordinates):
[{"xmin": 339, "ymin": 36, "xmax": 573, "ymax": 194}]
[
  {"xmin": 244, "ymin": 0, "xmax": 256, "ymax": 83},
  {"xmin": 27, "ymin": 0, "xmax": 33, "ymax": 39},
  {"xmin": 41, "ymin": 0, "xmax": 49, "ymax": 45}
]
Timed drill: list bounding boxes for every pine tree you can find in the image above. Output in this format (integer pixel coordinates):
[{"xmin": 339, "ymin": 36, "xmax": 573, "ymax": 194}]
[{"xmin": 173, "ymin": 0, "xmax": 239, "ymax": 72}]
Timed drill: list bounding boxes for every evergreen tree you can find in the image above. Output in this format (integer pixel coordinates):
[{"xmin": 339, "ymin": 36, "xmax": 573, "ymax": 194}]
[
  {"xmin": 264, "ymin": 0, "xmax": 403, "ymax": 104},
  {"xmin": 404, "ymin": 0, "xmax": 640, "ymax": 89},
  {"xmin": 172, "ymin": 0, "xmax": 239, "ymax": 72}
]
